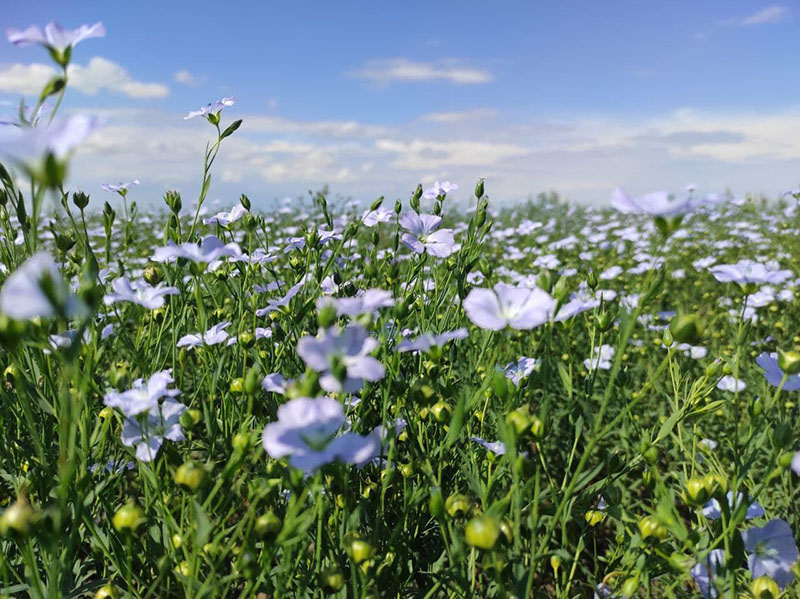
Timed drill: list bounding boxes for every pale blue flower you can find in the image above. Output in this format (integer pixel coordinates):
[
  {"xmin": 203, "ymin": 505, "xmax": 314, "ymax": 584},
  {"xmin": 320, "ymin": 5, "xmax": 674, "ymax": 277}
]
[
  {"xmin": 463, "ymin": 283, "xmax": 555, "ymax": 331},
  {"xmin": 7, "ymin": 21, "xmax": 105, "ymax": 50},
  {"xmin": 742, "ymin": 519, "xmax": 799, "ymax": 589}
]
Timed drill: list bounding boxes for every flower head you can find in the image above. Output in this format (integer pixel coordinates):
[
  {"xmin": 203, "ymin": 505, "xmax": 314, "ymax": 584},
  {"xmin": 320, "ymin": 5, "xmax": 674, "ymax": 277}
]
[
  {"xmin": 262, "ymin": 397, "xmax": 383, "ymax": 473},
  {"xmin": 756, "ymin": 352, "xmax": 800, "ymax": 391},
  {"xmin": 103, "ymin": 277, "xmax": 179, "ymax": 310},
  {"xmin": 121, "ymin": 398, "xmax": 187, "ymax": 462},
  {"xmin": 184, "ymin": 96, "xmax": 236, "ymax": 120},
  {"xmin": 709, "ymin": 260, "xmax": 792, "ymax": 286},
  {"xmin": 463, "ymin": 283, "xmax": 555, "ymax": 331},
  {"xmin": 152, "ymin": 235, "xmax": 241, "ymax": 264},
  {"xmin": 7, "ymin": 21, "xmax": 105, "ymax": 51},
  {"xmin": 202, "ymin": 203, "xmax": 248, "ymax": 227},
  {"xmin": 102, "ymin": 180, "xmax": 139, "ymax": 193},
  {"xmin": 742, "ymin": 519, "xmax": 799, "ymax": 589},
  {"xmin": 610, "ymin": 187, "xmax": 692, "ymax": 217},
  {"xmin": 399, "ymin": 212, "xmax": 455, "ymax": 258},
  {"xmin": 103, "ymin": 370, "xmax": 180, "ymax": 417},
  {"xmin": 297, "ymin": 324, "xmax": 384, "ymax": 393},
  {"xmin": 423, "ymin": 181, "xmax": 458, "ymax": 200}
]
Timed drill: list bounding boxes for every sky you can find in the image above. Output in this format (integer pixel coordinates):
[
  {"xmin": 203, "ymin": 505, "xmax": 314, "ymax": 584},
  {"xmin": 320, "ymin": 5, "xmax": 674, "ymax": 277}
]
[{"xmin": 2, "ymin": 1, "xmax": 800, "ymax": 210}]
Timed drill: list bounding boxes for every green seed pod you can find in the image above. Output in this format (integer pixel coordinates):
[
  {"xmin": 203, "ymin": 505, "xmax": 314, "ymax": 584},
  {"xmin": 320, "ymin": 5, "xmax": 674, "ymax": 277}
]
[
  {"xmin": 174, "ymin": 461, "xmax": 207, "ymax": 493},
  {"xmin": 703, "ymin": 472, "xmax": 728, "ymax": 500},
  {"xmin": 179, "ymin": 408, "xmax": 202, "ymax": 430},
  {"xmin": 504, "ymin": 409, "xmax": 530, "ymax": 436},
  {"xmin": 0, "ymin": 495, "xmax": 36, "ymax": 538},
  {"xmin": 112, "ymin": 501, "xmax": 145, "ymax": 533},
  {"xmin": 445, "ymin": 493, "xmax": 471, "ymax": 518},
  {"xmin": 465, "ymin": 515, "xmax": 500, "ymax": 550},
  {"xmin": 752, "ymin": 576, "xmax": 779, "ymax": 599},
  {"xmin": 244, "ymin": 366, "xmax": 261, "ymax": 396},
  {"xmin": 683, "ymin": 475, "xmax": 710, "ymax": 506},
  {"xmin": 621, "ymin": 574, "xmax": 640, "ymax": 598},
  {"xmin": 429, "ymin": 488, "xmax": 445, "ymax": 518},
  {"xmin": 348, "ymin": 539, "xmax": 375, "ymax": 564},
  {"xmin": 778, "ymin": 349, "xmax": 800, "ymax": 375},
  {"xmin": 430, "ymin": 401, "xmax": 451, "ymax": 424},
  {"xmin": 669, "ymin": 312, "xmax": 704, "ymax": 345},
  {"xmin": 638, "ymin": 515, "xmax": 667, "ymax": 542},
  {"xmin": 319, "ymin": 566, "xmax": 345, "ymax": 594},
  {"xmin": 318, "ymin": 304, "xmax": 338, "ymax": 328},
  {"xmin": 255, "ymin": 511, "xmax": 283, "ymax": 538},
  {"xmin": 94, "ymin": 584, "xmax": 118, "ymax": 599}
]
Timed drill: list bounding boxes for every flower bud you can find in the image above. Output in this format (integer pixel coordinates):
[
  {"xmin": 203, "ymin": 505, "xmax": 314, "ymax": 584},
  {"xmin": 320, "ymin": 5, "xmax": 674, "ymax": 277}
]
[
  {"xmin": 244, "ymin": 366, "xmax": 261, "ymax": 396},
  {"xmin": 751, "ymin": 576, "xmax": 779, "ymax": 599},
  {"xmin": 529, "ymin": 415, "xmax": 544, "ymax": 439},
  {"xmin": 174, "ymin": 460, "xmax": 207, "ymax": 493},
  {"xmin": 585, "ymin": 510, "xmax": 604, "ymax": 527},
  {"xmin": 239, "ymin": 193, "xmax": 251, "ymax": 211},
  {"xmin": 586, "ymin": 269, "xmax": 598, "ymax": 291},
  {"xmin": 474, "ymin": 178, "xmax": 485, "ymax": 199},
  {"xmin": 778, "ymin": 349, "xmax": 800, "ymax": 375},
  {"xmin": 550, "ymin": 555, "xmax": 561, "ymax": 574},
  {"xmin": 163, "ymin": 190, "xmax": 182, "ymax": 215},
  {"xmin": 621, "ymin": 574, "xmax": 640, "ymax": 598},
  {"xmin": 112, "ymin": 501, "xmax": 145, "ymax": 533},
  {"xmin": 465, "ymin": 515, "xmax": 500, "ymax": 550},
  {"xmin": 72, "ymin": 190, "xmax": 90, "ymax": 210},
  {"xmin": 143, "ymin": 265, "xmax": 163, "ymax": 286}
]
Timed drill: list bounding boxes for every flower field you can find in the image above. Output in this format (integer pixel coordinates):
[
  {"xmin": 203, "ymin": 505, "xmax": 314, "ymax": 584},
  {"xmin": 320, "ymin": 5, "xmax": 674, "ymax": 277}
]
[{"xmin": 4, "ymin": 20, "xmax": 800, "ymax": 599}]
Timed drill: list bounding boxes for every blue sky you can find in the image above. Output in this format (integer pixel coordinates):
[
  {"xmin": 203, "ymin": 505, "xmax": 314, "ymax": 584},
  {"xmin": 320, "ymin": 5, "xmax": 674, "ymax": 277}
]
[{"xmin": 2, "ymin": 1, "xmax": 800, "ymax": 208}]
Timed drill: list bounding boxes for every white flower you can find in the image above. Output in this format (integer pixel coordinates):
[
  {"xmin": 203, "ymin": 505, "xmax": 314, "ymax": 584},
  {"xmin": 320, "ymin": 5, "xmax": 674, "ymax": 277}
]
[{"xmin": 103, "ymin": 277, "xmax": 179, "ymax": 310}]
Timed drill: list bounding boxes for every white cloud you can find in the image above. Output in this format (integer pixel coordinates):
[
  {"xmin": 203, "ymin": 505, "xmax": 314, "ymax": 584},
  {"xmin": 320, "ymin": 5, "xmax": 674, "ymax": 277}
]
[
  {"xmin": 36, "ymin": 104, "xmax": 800, "ymax": 207},
  {"xmin": 69, "ymin": 57, "xmax": 169, "ymax": 98},
  {"xmin": 0, "ymin": 63, "xmax": 57, "ymax": 95},
  {"xmin": 347, "ymin": 58, "xmax": 492, "ymax": 85},
  {"xmin": 174, "ymin": 69, "xmax": 206, "ymax": 86},
  {"xmin": 0, "ymin": 57, "xmax": 168, "ymax": 99},
  {"xmin": 420, "ymin": 108, "xmax": 497, "ymax": 123},
  {"xmin": 728, "ymin": 5, "xmax": 788, "ymax": 25}
]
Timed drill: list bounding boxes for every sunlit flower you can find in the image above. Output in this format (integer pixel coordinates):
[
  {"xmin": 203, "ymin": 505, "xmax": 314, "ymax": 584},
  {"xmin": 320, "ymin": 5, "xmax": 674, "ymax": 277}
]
[
  {"xmin": 102, "ymin": 180, "xmax": 139, "ymax": 193},
  {"xmin": 399, "ymin": 212, "xmax": 455, "ymax": 258},
  {"xmin": 690, "ymin": 549, "xmax": 725, "ymax": 599},
  {"xmin": 584, "ymin": 345, "xmax": 615, "ymax": 371},
  {"xmin": 396, "ymin": 328, "xmax": 468, "ymax": 353},
  {"xmin": 610, "ymin": 187, "xmax": 692, "ymax": 217},
  {"xmin": 422, "ymin": 181, "xmax": 458, "ymax": 200},
  {"xmin": 710, "ymin": 260, "xmax": 792, "ymax": 286},
  {"xmin": 121, "ymin": 398, "xmax": 187, "ymax": 462},
  {"xmin": 103, "ymin": 370, "xmax": 180, "ymax": 417},
  {"xmin": 184, "ymin": 96, "xmax": 236, "ymax": 120},
  {"xmin": 317, "ymin": 288, "xmax": 394, "ymax": 318},
  {"xmin": 504, "ymin": 357, "xmax": 538, "ymax": 385},
  {"xmin": 7, "ymin": 21, "xmax": 105, "ymax": 51},
  {"xmin": 177, "ymin": 322, "xmax": 232, "ymax": 350},
  {"xmin": 463, "ymin": 283, "xmax": 555, "ymax": 331},
  {"xmin": 742, "ymin": 519, "xmax": 799, "ymax": 589},
  {"xmin": 756, "ymin": 352, "xmax": 800, "ymax": 391},
  {"xmin": 202, "ymin": 203, "xmax": 248, "ymax": 226},
  {"xmin": 702, "ymin": 492, "xmax": 764, "ymax": 520},
  {"xmin": 716, "ymin": 376, "xmax": 745, "ymax": 392},
  {"xmin": 103, "ymin": 277, "xmax": 179, "ymax": 310},
  {"xmin": 362, "ymin": 206, "xmax": 393, "ymax": 227},
  {"xmin": 153, "ymin": 235, "xmax": 241, "ymax": 264},
  {"xmin": 297, "ymin": 324, "xmax": 384, "ymax": 393},
  {"xmin": 261, "ymin": 396, "xmax": 383, "ymax": 473}
]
